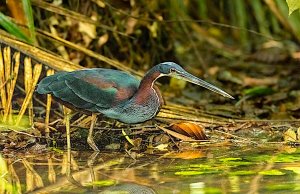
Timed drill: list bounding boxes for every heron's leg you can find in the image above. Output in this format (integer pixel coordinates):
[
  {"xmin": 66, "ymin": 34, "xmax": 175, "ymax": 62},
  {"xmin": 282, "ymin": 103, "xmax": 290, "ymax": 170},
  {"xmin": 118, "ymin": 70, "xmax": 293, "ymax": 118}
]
[
  {"xmin": 63, "ymin": 106, "xmax": 72, "ymax": 150},
  {"xmin": 87, "ymin": 113, "xmax": 99, "ymax": 151}
]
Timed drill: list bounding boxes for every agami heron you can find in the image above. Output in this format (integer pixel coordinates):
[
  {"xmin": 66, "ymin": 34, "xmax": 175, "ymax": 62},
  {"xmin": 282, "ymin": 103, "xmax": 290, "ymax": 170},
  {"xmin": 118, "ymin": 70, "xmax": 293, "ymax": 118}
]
[{"xmin": 37, "ymin": 62, "xmax": 233, "ymax": 151}]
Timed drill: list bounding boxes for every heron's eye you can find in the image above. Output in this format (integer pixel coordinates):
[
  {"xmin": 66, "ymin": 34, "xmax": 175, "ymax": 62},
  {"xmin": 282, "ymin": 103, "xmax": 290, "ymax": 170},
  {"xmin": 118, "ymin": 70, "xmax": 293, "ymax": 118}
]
[{"xmin": 170, "ymin": 68, "xmax": 176, "ymax": 73}]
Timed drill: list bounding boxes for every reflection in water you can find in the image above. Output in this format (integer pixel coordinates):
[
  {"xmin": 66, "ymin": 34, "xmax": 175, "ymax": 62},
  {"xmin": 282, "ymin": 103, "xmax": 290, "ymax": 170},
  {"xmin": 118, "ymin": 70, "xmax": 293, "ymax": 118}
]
[
  {"xmin": 0, "ymin": 146, "xmax": 300, "ymax": 193},
  {"xmin": 100, "ymin": 183, "xmax": 156, "ymax": 194},
  {"xmin": 0, "ymin": 151, "xmax": 157, "ymax": 193}
]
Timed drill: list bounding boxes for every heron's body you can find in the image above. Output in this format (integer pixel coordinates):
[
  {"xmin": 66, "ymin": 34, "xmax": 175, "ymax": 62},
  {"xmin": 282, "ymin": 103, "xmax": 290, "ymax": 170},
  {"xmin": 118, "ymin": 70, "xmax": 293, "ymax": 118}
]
[
  {"xmin": 37, "ymin": 68, "xmax": 164, "ymax": 124},
  {"xmin": 37, "ymin": 62, "xmax": 233, "ymax": 150}
]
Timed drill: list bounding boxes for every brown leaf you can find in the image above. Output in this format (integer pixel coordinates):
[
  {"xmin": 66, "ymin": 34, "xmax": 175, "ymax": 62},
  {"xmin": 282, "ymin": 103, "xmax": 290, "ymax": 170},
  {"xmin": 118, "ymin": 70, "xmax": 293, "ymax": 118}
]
[
  {"xmin": 170, "ymin": 122, "xmax": 208, "ymax": 140},
  {"xmin": 158, "ymin": 126, "xmax": 194, "ymax": 141}
]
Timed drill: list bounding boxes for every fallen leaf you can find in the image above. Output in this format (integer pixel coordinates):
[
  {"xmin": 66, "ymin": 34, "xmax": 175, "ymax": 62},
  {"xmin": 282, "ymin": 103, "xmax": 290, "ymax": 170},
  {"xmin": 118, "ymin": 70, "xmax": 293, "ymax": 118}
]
[
  {"xmin": 158, "ymin": 126, "xmax": 194, "ymax": 141},
  {"xmin": 170, "ymin": 122, "xmax": 208, "ymax": 140}
]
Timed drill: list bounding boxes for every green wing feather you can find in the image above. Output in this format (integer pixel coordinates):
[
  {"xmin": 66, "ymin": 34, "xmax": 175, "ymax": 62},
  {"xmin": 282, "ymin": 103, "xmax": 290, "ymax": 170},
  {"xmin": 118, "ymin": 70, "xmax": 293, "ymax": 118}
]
[{"xmin": 36, "ymin": 69, "xmax": 140, "ymax": 112}]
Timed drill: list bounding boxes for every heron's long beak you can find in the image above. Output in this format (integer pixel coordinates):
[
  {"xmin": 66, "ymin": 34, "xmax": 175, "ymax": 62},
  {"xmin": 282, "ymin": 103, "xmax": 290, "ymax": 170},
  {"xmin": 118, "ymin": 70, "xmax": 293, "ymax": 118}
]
[{"xmin": 176, "ymin": 71, "xmax": 234, "ymax": 99}]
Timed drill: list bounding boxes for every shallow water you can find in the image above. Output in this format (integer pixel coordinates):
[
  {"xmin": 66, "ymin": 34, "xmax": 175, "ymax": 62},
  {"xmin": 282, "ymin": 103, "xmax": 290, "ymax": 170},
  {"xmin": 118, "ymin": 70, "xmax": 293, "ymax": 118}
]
[{"xmin": 1, "ymin": 145, "xmax": 300, "ymax": 193}]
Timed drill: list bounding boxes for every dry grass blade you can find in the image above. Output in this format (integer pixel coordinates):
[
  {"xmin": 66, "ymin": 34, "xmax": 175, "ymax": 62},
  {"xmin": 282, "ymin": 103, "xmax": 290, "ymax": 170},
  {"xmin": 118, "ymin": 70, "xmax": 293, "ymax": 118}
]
[
  {"xmin": 161, "ymin": 103, "xmax": 232, "ymax": 124},
  {"xmin": 0, "ymin": 31, "xmax": 82, "ymax": 72},
  {"xmin": 0, "ymin": 46, "xmax": 7, "ymax": 119},
  {"xmin": 24, "ymin": 57, "xmax": 33, "ymax": 125},
  {"xmin": 2, "ymin": 48, "xmax": 20, "ymax": 123},
  {"xmin": 7, "ymin": 52, "xmax": 20, "ymax": 121},
  {"xmin": 71, "ymin": 115, "xmax": 89, "ymax": 127},
  {"xmin": 45, "ymin": 69, "xmax": 54, "ymax": 138},
  {"xmin": 16, "ymin": 62, "xmax": 42, "ymax": 126},
  {"xmin": 157, "ymin": 109, "xmax": 228, "ymax": 125},
  {"xmin": 4, "ymin": 47, "xmax": 11, "ymax": 96}
]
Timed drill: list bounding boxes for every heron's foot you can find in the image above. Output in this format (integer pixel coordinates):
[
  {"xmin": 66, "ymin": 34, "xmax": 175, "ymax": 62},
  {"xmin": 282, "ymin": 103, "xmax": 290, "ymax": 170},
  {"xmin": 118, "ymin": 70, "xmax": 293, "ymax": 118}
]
[{"xmin": 87, "ymin": 136, "xmax": 99, "ymax": 152}]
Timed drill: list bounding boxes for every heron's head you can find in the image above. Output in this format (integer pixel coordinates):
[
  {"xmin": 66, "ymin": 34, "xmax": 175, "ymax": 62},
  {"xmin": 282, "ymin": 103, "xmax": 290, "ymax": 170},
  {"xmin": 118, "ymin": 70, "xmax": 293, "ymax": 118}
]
[{"xmin": 156, "ymin": 62, "xmax": 234, "ymax": 99}]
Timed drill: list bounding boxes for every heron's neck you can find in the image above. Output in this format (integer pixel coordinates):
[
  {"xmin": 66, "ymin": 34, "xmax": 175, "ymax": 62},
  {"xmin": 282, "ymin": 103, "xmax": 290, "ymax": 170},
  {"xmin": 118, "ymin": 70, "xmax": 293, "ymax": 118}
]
[
  {"xmin": 139, "ymin": 68, "xmax": 161, "ymax": 89},
  {"xmin": 133, "ymin": 68, "xmax": 162, "ymax": 104}
]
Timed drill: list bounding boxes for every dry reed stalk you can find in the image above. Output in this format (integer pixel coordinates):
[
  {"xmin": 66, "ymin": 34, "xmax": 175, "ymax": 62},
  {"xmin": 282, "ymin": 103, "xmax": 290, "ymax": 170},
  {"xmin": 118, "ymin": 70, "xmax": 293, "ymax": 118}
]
[
  {"xmin": 1, "ymin": 47, "xmax": 11, "ymax": 122},
  {"xmin": 71, "ymin": 115, "xmax": 88, "ymax": 126},
  {"xmin": 16, "ymin": 62, "xmax": 42, "ymax": 125},
  {"xmin": 72, "ymin": 115, "xmax": 92, "ymax": 128},
  {"xmin": 3, "ymin": 47, "xmax": 11, "ymax": 97},
  {"xmin": 7, "ymin": 52, "xmax": 20, "ymax": 122},
  {"xmin": 24, "ymin": 57, "xmax": 34, "ymax": 125},
  {"xmin": 45, "ymin": 69, "xmax": 54, "ymax": 138},
  {"xmin": 2, "ymin": 51, "xmax": 20, "ymax": 123},
  {"xmin": 0, "ymin": 46, "xmax": 7, "ymax": 118}
]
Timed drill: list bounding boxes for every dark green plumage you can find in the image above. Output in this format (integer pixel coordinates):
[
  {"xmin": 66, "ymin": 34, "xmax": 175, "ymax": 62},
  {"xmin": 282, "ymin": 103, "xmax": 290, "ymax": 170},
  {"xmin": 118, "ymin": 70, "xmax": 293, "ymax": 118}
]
[{"xmin": 37, "ymin": 69, "xmax": 140, "ymax": 113}]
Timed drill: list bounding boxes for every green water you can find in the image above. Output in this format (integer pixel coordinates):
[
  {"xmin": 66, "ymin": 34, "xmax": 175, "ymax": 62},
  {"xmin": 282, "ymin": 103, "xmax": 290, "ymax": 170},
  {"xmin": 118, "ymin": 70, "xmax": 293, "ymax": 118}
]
[{"xmin": 1, "ymin": 146, "xmax": 300, "ymax": 193}]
